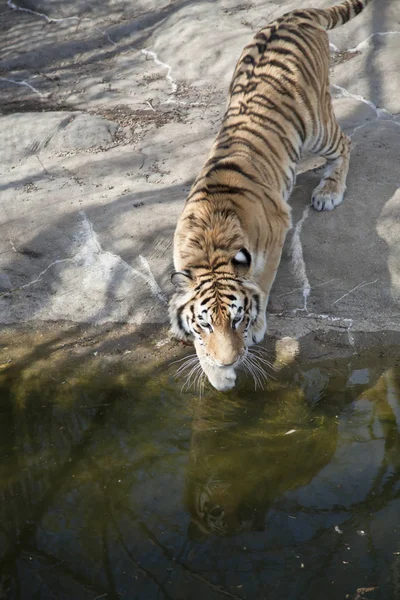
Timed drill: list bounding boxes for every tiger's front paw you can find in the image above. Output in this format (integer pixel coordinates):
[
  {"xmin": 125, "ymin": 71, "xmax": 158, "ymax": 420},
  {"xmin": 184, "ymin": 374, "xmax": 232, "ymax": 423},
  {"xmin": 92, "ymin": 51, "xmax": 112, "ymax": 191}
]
[{"xmin": 249, "ymin": 317, "xmax": 267, "ymax": 345}]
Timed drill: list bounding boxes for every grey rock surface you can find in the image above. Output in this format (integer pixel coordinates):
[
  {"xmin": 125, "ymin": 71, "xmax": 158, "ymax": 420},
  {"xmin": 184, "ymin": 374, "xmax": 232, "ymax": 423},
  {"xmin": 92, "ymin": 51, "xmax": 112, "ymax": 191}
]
[{"xmin": 1, "ymin": 0, "xmax": 399, "ymax": 352}]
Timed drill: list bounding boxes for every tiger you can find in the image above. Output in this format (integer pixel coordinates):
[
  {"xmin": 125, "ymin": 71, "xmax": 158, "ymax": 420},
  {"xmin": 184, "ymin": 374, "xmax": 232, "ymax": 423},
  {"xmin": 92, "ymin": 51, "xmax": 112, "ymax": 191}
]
[{"xmin": 169, "ymin": 0, "xmax": 371, "ymax": 392}]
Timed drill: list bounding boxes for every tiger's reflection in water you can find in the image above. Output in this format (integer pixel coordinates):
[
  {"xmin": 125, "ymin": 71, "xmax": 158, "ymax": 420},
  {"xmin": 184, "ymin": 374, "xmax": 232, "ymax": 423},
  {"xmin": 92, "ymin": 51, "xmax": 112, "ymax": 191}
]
[{"xmin": 184, "ymin": 381, "xmax": 338, "ymax": 538}]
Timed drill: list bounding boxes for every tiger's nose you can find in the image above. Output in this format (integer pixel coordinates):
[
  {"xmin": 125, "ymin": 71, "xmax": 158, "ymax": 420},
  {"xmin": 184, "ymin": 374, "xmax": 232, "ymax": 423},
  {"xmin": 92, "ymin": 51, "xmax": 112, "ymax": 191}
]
[
  {"xmin": 220, "ymin": 360, "xmax": 236, "ymax": 367},
  {"xmin": 208, "ymin": 356, "xmax": 237, "ymax": 367}
]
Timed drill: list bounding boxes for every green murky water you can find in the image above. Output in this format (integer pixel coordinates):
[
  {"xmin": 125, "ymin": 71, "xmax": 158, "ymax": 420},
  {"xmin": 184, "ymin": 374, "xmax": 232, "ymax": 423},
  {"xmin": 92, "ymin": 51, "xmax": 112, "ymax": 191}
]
[{"xmin": 1, "ymin": 349, "xmax": 400, "ymax": 600}]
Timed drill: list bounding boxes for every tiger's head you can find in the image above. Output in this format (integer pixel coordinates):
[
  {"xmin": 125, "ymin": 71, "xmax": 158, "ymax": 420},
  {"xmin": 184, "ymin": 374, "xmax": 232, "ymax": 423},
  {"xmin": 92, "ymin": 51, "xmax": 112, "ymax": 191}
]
[
  {"xmin": 187, "ymin": 480, "xmax": 265, "ymax": 538},
  {"xmin": 169, "ymin": 248, "xmax": 266, "ymax": 391}
]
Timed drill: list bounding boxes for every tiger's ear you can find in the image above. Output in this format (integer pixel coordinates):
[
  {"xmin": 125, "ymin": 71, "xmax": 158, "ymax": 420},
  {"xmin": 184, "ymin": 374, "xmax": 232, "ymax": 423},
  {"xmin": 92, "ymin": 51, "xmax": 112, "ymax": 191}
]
[
  {"xmin": 232, "ymin": 248, "xmax": 251, "ymax": 270},
  {"xmin": 171, "ymin": 269, "xmax": 193, "ymax": 291}
]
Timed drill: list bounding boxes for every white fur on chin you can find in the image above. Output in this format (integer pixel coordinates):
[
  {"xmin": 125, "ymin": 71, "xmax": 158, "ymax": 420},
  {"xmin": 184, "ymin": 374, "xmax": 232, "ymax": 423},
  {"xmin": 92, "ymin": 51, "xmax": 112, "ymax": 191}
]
[{"xmin": 195, "ymin": 342, "xmax": 237, "ymax": 392}]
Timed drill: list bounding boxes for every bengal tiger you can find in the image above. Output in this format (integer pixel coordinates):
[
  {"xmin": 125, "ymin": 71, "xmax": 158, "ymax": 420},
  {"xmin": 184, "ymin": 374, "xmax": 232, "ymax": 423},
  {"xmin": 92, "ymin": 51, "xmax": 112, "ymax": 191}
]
[{"xmin": 169, "ymin": 0, "xmax": 371, "ymax": 392}]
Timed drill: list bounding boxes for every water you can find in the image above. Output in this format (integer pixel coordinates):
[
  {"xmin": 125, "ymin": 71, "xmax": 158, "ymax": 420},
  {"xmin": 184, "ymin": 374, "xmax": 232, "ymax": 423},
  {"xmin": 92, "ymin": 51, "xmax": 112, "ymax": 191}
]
[{"xmin": 1, "ymin": 347, "xmax": 400, "ymax": 600}]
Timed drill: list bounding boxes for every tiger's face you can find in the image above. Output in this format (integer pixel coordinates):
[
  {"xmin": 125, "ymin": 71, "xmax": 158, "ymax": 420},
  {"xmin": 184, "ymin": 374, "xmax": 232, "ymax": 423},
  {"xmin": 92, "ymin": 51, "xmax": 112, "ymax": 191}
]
[
  {"xmin": 169, "ymin": 250, "xmax": 266, "ymax": 391},
  {"xmin": 188, "ymin": 483, "xmax": 263, "ymax": 537}
]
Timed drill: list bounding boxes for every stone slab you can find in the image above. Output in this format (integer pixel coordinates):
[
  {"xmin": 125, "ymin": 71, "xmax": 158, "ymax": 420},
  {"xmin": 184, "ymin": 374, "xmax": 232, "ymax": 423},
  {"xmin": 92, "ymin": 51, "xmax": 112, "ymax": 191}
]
[{"xmin": 0, "ymin": 0, "xmax": 399, "ymax": 351}]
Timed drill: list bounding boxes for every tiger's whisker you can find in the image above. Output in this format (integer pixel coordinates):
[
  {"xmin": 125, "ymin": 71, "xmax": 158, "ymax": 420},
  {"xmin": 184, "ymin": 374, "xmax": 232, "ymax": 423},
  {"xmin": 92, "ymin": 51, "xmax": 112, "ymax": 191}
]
[
  {"xmin": 182, "ymin": 363, "xmax": 203, "ymax": 392},
  {"xmin": 181, "ymin": 364, "xmax": 199, "ymax": 391},
  {"xmin": 176, "ymin": 362, "xmax": 199, "ymax": 376},
  {"xmin": 170, "ymin": 353, "xmax": 197, "ymax": 366},
  {"xmin": 251, "ymin": 359, "xmax": 274, "ymax": 384},
  {"xmin": 248, "ymin": 351, "xmax": 277, "ymax": 370},
  {"xmin": 248, "ymin": 351, "xmax": 273, "ymax": 365},
  {"xmin": 176, "ymin": 357, "xmax": 199, "ymax": 375},
  {"xmin": 251, "ymin": 345, "xmax": 274, "ymax": 356},
  {"xmin": 245, "ymin": 353, "xmax": 274, "ymax": 387},
  {"xmin": 248, "ymin": 348, "xmax": 275, "ymax": 362},
  {"xmin": 191, "ymin": 369, "xmax": 205, "ymax": 394},
  {"xmin": 195, "ymin": 370, "xmax": 206, "ymax": 397},
  {"xmin": 243, "ymin": 357, "xmax": 263, "ymax": 390}
]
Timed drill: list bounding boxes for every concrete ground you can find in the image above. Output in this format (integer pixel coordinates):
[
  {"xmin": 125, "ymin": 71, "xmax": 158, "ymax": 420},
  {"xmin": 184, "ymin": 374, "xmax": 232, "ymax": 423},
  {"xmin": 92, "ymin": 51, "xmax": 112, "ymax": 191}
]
[{"xmin": 1, "ymin": 0, "xmax": 400, "ymax": 363}]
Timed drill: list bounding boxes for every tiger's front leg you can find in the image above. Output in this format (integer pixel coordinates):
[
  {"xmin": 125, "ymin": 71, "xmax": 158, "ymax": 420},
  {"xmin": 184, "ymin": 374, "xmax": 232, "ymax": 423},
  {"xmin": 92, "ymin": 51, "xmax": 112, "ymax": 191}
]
[
  {"xmin": 247, "ymin": 231, "xmax": 287, "ymax": 345},
  {"xmin": 247, "ymin": 293, "xmax": 268, "ymax": 345}
]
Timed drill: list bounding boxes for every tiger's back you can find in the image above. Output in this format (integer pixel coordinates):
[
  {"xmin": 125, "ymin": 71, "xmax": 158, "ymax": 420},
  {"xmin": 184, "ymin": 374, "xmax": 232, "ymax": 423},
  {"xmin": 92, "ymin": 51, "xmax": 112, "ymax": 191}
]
[{"xmin": 170, "ymin": 0, "xmax": 371, "ymax": 392}]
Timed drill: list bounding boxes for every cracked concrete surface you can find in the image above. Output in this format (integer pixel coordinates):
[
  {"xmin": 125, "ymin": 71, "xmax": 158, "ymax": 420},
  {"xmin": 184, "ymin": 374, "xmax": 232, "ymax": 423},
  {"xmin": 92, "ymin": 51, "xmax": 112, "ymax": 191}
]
[{"xmin": 1, "ymin": 0, "xmax": 400, "ymax": 360}]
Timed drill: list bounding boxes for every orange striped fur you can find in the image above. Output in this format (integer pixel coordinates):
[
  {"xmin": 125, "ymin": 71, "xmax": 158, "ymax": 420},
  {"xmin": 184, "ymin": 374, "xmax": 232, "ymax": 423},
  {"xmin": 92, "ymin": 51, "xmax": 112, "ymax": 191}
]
[{"xmin": 170, "ymin": 0, "xmax": 371, "ymax": 392}]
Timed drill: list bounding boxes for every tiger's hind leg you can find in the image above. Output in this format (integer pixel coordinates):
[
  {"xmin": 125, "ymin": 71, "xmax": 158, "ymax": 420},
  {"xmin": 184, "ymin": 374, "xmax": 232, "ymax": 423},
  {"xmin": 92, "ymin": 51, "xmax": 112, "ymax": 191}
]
[{"xmin": 311, "ymin": 115, "xmax": 351, "ymax": 212}]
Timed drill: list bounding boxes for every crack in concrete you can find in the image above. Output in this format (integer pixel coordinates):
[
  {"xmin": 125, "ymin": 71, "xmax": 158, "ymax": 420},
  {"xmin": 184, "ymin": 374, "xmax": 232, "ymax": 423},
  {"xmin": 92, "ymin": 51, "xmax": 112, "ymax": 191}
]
[
  {"xmin": 139, "ymin": 49, "xmax": 208, "ymax": 108},
  {"xmin": 0, "ymin": 257, "xmax": 77, "ymax": 298},
  {"xmin": 78, "ymin": 22, "xmax": 116, "ymax": 47},
  {"xmin": 7, "ymin": 0, "xmax": 59, "ymax": 22},
  {"xmin": 0, "ymin": 76, "xmax": 44, "ymax": 97},
  {"xmin": 349, "ymin": 114, "xmax": 400, "ymax": 138},
  {"xmin": 7, "ymin": 0, "xmax": 78, "ymax": 23},
  {"xmin": 277, "ymin": 278, "xmax": 339, "ymax": 299},
  {"xmin": 288, "ymin": 209, "xmax": 356, "ymax": 345},
  {"xmin": 331, "ymin": 83, "xmax": 392, "ymax": 120},
  {"xmin": 348, "ymin": 30, "xmax": 400, "ymax": 53},
  {"xmin": 141, "ymin": 49, "xmax": 178, "ymax": 98},
  {"xmin": 307, "ymin": 313, "xmax": 355, "ymax": 346},
  {"xmin": 332, "ymin": 278, "xmax": 379, "ymax": 306},
  {"xmin": 271, "ymin": 310, "xmax": 355, "ymax": 346},
  {"xmin": 331, "ymin": 30, "xmax": 400, "ymax": 139},
  {"xmin": 85, "ymin": 21, "xmax": 117, "ymax": 46},
  {"xmin": 139, "ymin": 48, "xmax": 207, "ymax": 108},
  {"xmin": 291, "ymin": 206, "xmax": 311, "ymax": 312},
  {"xmin": 7, "ymin": 0, "xmax": 116, "ymax": 44},
  {"xmin": 4, "ymin": 2, "xmax": 117, "ymax": 99}
]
